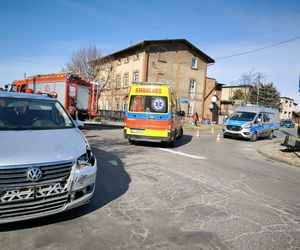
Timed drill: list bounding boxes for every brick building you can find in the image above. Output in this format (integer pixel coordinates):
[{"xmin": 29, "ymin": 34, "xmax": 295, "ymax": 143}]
[{"xmin": 91, "ymin": 39, "xmax": 214, "ymax": 120}]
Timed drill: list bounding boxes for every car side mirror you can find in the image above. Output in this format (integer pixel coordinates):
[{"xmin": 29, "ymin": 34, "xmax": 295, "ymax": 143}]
[{"xmin": 74, "ymin": 120, "xmax": 84, "ymax": 129}]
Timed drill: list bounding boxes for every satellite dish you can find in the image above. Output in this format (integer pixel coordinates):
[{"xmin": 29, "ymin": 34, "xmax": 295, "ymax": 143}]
[{"xmin": 211, "ymin": 95, "xmax": 217, "ymax": 103}]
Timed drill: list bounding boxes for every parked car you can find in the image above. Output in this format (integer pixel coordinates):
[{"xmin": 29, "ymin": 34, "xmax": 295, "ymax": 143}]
[
  {"xmin": 281, "ymin": 119, "xmax": 295, "ymax": 128},
  {"xmin": 0, "ymin": 91, "xmax": 97, "ymax": 224}
]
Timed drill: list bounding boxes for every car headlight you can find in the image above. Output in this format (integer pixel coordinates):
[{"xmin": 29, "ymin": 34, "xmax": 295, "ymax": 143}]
[
  {"xmin": 243, "ymin": 123, "xmax": 252, "ymax": 129},
  {"xmin": 76, "ymin": 147, "xmax": 95, "ymax": 169}
]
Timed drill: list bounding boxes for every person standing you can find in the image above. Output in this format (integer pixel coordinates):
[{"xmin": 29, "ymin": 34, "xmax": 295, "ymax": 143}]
[{"xmin": 193, "ymin": 112, "xmax": 199, "ymax": 126}]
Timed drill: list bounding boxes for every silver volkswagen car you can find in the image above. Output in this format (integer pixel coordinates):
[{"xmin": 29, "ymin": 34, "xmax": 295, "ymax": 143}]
[{"xmin": 0, "ymin": 91, "xmax": 97, "ymax": 224}]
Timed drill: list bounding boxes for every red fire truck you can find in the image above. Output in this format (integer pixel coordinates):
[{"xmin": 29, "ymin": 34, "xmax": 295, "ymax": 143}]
[{"xmin": 11, "ymin": 72, "xmax": 98, "ymax": 119}]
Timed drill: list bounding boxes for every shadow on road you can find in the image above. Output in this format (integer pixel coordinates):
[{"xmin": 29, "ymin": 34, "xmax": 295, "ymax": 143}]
[
  {"xmin": 131, "ymin": 134, "xmax": 193, "ymax": 148},
  {"xmin": 83, "ymin": 123, "xmax": 123, "ymax": 131},
  {"xmin": 0, "ymin": 147, "xmax": 131, "ymax": 231}
]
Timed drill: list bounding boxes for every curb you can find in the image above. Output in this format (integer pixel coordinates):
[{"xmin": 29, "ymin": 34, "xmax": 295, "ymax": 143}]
[{"xmin": 255, "ymin": 140, "xmax": 300, "ymax": 168}]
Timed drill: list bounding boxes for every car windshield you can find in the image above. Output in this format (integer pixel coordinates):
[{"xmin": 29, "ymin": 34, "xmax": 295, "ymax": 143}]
[
  {"xmin": 230, "ymin": 111, "xmax": 256, "ymax": 121},
  {"xmin": 129, "ymin": 95, "xmax": 168, "ymax": 113},
  {"xmin": 0, "ymin": 97, "xmax": 75, "ymax": 130}
]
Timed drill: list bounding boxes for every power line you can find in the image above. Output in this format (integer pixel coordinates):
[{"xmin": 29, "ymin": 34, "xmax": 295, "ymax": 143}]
[{"xmin": 215, "ymin": 36, "xmax": 300, "ymax": 60}]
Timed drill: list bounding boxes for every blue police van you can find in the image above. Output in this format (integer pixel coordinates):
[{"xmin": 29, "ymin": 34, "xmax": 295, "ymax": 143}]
[{"xmin": 223, "ymin": 105, "xmax": 280, "ymax": 142}]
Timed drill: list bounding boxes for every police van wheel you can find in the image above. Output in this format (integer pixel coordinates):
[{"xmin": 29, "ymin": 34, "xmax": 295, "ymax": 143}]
[
  {"xmin": 251, "ymin": 132, "xmax": 257, "ymax": 142},
  {"xmin": 268, "ymin": 131, "xmax": 274, "ymax": 140}
]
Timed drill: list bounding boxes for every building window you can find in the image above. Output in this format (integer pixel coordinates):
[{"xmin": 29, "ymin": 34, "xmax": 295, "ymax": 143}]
[
  {"xmin": 123, "ymin": 100, "xmax": 127, "ymax": 111},
  {"xmin": 117, "ymin": 59, "xmax": 121, "ymax": 65},
  {"xmin": 116, "ymin": 100, "xmax": 120, "ymax": 111},
  {"xmin": 133, "ymin": 72, "xmax": 139, "ymax": 82},
  {"xmin": 191, "ymin": 57, "xmax": 198, "ymax": 69},
  {"xmin": 158, "ymin": 48, "xmax": 167, "ymax": 62},
  {"xmin": 107, "ymin": 80, "xmax": 111, "ymax": 89},
  {"xmin": 116, "ymin": 76, "xmax": 121, "ymax": 88},
  {"xmin": 125, "ymin": 57, "xmax": 129, "ymax": 63},
  {"xmin": 123, "ymin": 74, "xmax": 129, "ymax": 87},
  {"xmin": 157, "ymin": 73, "xmax": 164, "ymax": 82},
  {"xmin": 189, "ymin": 80, "xmax": 196, "ymax": 93},
  {"xmin": 188, "ymin": 102, "xmax": 193, "ymax": 116},
  {"xmin": 134, "ymin": 53, "xmax": 139, "ymax": 60}
]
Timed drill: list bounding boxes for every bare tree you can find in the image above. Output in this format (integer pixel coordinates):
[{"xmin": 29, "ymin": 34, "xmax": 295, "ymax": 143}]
[
  {"xmin": 238, "ymin": 68, "xmax": 266, "ymax": 104},
  {"xmin": 64, "ymin": 45, "xmax": 101, "ymax": 80},
  {"xmin": 88, "ymin": 56, "xmax": 115, "ymax": 115}
]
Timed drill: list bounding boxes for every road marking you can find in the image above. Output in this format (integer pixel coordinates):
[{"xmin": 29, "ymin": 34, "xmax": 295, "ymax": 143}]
[{"xmin": 159, "ymin": 148, "xmax": 207, "ymax": 160}]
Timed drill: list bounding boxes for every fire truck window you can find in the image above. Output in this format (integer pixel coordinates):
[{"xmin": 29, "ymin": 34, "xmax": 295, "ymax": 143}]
[{"xmin": 20, "ymin": 84, "xmax": 26, "ymax": 93}]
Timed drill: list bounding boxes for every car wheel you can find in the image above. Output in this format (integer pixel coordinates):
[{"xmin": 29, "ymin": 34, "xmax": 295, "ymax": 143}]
[
  {"xmin": 250, "ymin": 132, "xmax": 257, "ymax": 142},
  {"xmin": 129, "ymin": 139, "xmax": 135, "ymax": 145},
  {"xmin": 268, "ymin": 131, "xmax": 273, "ymax": 140},
  {"xmin": 223, "ymin": 133, "xmax": 229, "ymax": 138}
]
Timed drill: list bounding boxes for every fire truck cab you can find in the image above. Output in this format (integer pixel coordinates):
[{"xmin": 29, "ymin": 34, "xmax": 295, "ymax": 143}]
[{"xmin": 11, "ymin": 72, "xmax": 92, "ymax": 120}]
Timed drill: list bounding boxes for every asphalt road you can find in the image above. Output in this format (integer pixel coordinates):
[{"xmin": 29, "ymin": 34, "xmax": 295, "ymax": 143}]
[{"xmin": 0, "ymin": 126, "xmax": 299, "ymax": 250}]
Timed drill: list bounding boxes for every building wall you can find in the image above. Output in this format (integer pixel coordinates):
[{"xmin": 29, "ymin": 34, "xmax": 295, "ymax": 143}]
[
  {"xmin": 280, "ymin": 97, "xmax": 297, "ymax": 119},
  {"xmin": 96, "ymin": 51, "xmax": 145, "ymax": 111},
  {"xmin": 220, "ymin": 86, "xmax": 252, "ymax": 115},
  {"xmin": 146, "ymin": 44, "xmax": 207, "ymax": 119},
  {"xmin": 94, "ymin": 42, "xmax": 210, "ymax": 120},
  {"xmin": 203, "ymin": 78, "xmax": 221, "ymax": 123}
]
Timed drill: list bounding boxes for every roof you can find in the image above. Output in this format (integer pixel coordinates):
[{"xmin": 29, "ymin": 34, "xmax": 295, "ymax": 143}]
[
  {"xmin": 280, "ymin": 96, "xmax": 294, "ymax": 101},
  {"xmin": 0, "ymin": 91, "xmax": 55, "ymax": 101},
  {"xmin": 222, "ymin": 84, "xmax": 253, "ymax": 88},
  {"xmin": 93, "ymin": 39, "xmax": 215, "ymax": 64}
]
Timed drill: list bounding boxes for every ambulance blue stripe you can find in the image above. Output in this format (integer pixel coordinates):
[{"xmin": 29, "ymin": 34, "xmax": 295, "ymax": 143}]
[{"xmin": 125, "ymin": 111, "xmax": 171, "ymax": 120}]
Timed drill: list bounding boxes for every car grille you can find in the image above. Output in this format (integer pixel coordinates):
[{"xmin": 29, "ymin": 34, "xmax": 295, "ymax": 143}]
[
  {"xmin": 0, "ymin": 160, "xmax": 74, "ymax": 188},
  {"xmin": 226, "ymin": 125, "xmax": 242, "ymax": 131},
  {"xmin": 0, "ymin": 182, "xmax": 69, "ymax": 220}
]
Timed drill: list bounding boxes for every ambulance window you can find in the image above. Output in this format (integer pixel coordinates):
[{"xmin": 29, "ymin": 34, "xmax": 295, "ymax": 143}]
[{"xmin": 129, "ymin": 95, "xmax": 168, "ymax": 113}]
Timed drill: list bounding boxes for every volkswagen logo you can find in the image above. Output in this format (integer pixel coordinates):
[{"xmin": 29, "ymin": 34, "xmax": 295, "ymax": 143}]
[{"xmin": 26, "ymin": 168, "xmax": 43, "ymax": 182}]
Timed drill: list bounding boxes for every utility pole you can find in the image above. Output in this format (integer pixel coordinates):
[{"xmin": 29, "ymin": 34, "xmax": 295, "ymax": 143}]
[{"xmin": 256, "ymin": 74, "xmax": 261, "ymax": 105}]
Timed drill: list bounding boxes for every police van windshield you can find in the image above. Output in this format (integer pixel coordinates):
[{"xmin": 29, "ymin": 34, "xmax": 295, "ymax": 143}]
[
  {"xmin": 230, "ymin": 112, "xmax": 256, "ymax": 121},
  {"xmin": 129, "ymin": 95, "xmax": 168, "ymax": 113},
  {"xmin": 0, "ymin": 97, "xmax": 74, "ymax": 130}
]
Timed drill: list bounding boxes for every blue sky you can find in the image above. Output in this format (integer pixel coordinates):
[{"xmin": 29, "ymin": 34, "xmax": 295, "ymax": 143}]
[{"xmin": 1, "ymin": 0, "xmax": 300, "ymax": 104}]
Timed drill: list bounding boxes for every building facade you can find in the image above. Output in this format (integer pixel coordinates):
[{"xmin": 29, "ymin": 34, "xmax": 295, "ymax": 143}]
[
  {"xmin": 220, "ymin": 85, "xmax": 253, "ymax": 115},
  {"xmin": 203, "ymin": 77, "xmax": 222, "ymax": 123},
  {"xmin": 280, "ymin": 97, "xmax": 298, "ymax": 120},
  {"xmin": 92, "ymin": 39, "xmax": 214, "ymax": 120}
]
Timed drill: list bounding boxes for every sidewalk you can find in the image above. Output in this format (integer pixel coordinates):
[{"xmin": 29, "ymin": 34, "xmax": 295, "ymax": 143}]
[{"xmin": 256, "ymin": 140, "xmax": 300, "ymax": 167}]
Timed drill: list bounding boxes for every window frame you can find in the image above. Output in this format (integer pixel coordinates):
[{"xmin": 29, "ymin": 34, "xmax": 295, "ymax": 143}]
[
  {"xmin": 189, "ymin": 80, "xmax": 196, "ymax": 93},
  {"xmin": 123, "ymin": 73, "xmax": 129, "ymax": 88},
  {"xmin": 191, "ymin": 57, "xmax": 198, "ymax": 69},
  {"xmin": 133, "ymin": 72, "xmax": 139, "ymax": 82}
]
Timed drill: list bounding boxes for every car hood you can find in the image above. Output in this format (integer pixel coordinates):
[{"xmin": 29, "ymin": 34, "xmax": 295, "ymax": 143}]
[
  {"xmin": 227, "ymin": 120, "xmax": 248, "ymax": 126},
  {"xmin": 0, "ymin": 128, "xmax": 87, "ymax": 166}
]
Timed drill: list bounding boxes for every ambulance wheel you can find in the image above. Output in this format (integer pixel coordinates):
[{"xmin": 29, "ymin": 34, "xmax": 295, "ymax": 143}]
[
  {"xmin": 167, "ymin": 139, "xmax": 175, "ymax": 147},
  {"xmin": 178, "ymin": 127, "xmax": 183, "ymax": 139},
  {"xmin": 250, "ymin": 132, "xmax": 257, "ymax": 142}
]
